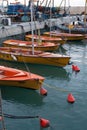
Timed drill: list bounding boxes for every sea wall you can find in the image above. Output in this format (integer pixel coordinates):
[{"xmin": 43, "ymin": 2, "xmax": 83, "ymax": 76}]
[
  {"xmin": 0, "ymin": 21, "xmax": 44, "ymax": 39},
  {"xmin": 0, "ymin": 14, "xmax": 85, "ymax": 40}
]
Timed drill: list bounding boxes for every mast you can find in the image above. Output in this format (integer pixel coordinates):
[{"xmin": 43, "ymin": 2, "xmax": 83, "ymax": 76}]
[
  {"xmin": 50, "ymin": 0, "xmax": 52, "ymax": 35},
  {"xmin": 52, "ymin": 0, "xmax": 54, "ymax": 7},
  {"xmin": 24, "ymin": 0, "xmax": 26, "ymax": 5},
  {"xmin": 30, "ymin": 0, "xmax": 34, "ymax": 55}
]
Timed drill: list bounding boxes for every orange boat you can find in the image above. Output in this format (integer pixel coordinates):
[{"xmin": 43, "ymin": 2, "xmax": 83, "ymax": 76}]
[
  {"xmin": 3, "ymin": 39, "xmax": 59, "ymax": 52},
  {"xmin": 25, "ymin": 34, "xmax": 66, "ymax": 45},
  {"xmin": 43, "ymin": 31, "xmax": 85, "ymax": 41},
  {"xmin": 0, "ymin": 65, "xmax": 44, "ymax": 90}
]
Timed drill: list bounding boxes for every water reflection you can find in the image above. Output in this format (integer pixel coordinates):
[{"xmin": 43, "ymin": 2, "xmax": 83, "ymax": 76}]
[
  {"xmin": 62, "ymin": 40, "xmax": 87, "ymax": 53},
  {"xmin": 0, "ymin": 60, "xmax": 70, "ymax": 80},
  {"xmin": 0, "ymin": 86, "xmax": 44, "ymax": 106}
]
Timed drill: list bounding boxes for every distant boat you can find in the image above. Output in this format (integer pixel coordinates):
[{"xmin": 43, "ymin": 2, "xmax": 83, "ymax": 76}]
[
  {"xmin": 57, "ymin": 1, "xmax": 87, "ymax": 35},
  {"xmin": 3, "ymin": 39, "xmax": 59, "ymax": 52},
  {"xmin": 43, "ymin": 31, "xmax": 85, "ymax": 41},
  {"xmin": 25, "ymin": 34, "xmax": 66, "ymax": 45},
  {"xmin": 57, "ymin": 23, "xmax": 87, "ymax": 34},
  {"xmin": 0, "ymin": 47, "xmax": 71, "ymax": 67},
  {"xmin": 57, "ymin": 0, "xmax": 87, "ymax": 37},
  {"xmin": 0, "ymin": 65, "xmax": 44, "ymax": 90}
]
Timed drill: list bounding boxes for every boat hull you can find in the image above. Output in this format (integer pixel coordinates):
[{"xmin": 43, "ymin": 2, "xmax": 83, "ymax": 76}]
[
  {"xmin": 44, "ymin": 32, "xmax": 85, "ymax": 41},
  {"xmin": 0, "ymin": 78, "xmax": 44, "ymax": 90}
]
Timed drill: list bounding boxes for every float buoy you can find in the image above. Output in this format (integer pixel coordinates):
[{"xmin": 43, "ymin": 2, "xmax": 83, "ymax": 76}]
[
  {"xmin": 40, "ymin": 87, "xmax": 47, "ymax": 96},
  {"xmin": 67, "ymin": 93, "xmax": 75, "ymax": 103},
  {"xmin": 40, "ymin": 118, "xmax": 50, "ymax": 128},
  {"xmin": 72, "ymin": 65, "xmax": 80, "ymax": 72}
]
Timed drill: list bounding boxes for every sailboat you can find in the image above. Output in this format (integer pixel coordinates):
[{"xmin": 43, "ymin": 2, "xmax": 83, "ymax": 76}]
[
  {"xmin": 3, "ymin": 39, "xmax": 59, "ymax": 52},
  {"xmin": 0, "ymin": 47, "xmax": 71, "ymax": 67},
  {"xmin": 0, "ymin": 65, "xmax": 44, "ymax": 90}
]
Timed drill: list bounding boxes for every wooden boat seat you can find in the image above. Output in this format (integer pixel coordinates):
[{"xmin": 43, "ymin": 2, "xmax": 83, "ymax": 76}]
[
  {"xmin": 0, "ymin": 74, "xmax": 6, "ymax": 78},
  {"xmin": 0, "ymin": 70, "xmax": 4, "ymax": 74},
  {"xmin": 38, "ymin": 52, "xmax": 51, "ymax": 56},
  {"xmin": 0, "ymin": 71, "xmax": 6, "ymax": 78}
]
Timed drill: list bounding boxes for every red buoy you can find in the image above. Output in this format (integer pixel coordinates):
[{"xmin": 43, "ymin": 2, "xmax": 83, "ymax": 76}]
[
  {"xmin": 72, "ymin": 65, "xmax": 80, "ymax": 72},
  {"xmin": 67, "ymin": 93, "xmax": 75, "ymax": 103},
  {"xmin": 40, "ymin": 118, "xmax": 50, "ymax": 128},
  {"xmin": 40, "ymin": 87, "xmax": 47, "ymax": 96}
]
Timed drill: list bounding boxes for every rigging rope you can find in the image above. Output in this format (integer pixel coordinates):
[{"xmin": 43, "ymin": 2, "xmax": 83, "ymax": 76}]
[
  {"xmin": 45, "ymin": 0, "xmax": 48, "ymax": 8},
  {"xmin": 48, "ymin": 0, "xmax": 51, "ymax": 7},
  {"xmin": 40, "ymin": 0, "xmax": 45, "ymax": 6}
]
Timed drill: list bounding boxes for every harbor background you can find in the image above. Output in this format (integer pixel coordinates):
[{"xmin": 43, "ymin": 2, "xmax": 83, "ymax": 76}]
[
  {"xmin": 66, "ymin": 6, "xmax": 86, "ymax": 14},
  {"xmin": 0, "ymin": 1, "xmax": 87, "ymax": 129}
]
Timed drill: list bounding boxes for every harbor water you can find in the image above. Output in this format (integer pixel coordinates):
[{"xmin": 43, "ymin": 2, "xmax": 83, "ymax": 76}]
[{"xmin": 0, "ymin": 39, "xmax": 87, "ymax": 130}]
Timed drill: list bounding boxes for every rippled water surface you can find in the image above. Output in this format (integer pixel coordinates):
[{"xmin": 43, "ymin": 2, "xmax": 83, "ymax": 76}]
[{"xmin": 0, "ymin": 39, "xmax": 87, "ymax": 130}]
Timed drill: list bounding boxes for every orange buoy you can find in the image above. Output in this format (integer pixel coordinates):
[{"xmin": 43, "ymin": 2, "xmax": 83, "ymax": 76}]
[
  {"xmin": 67, "ymin": 93, "xmax": 75, "ymax": 103},
  {"xmin": 75, "ymin": 66, "xmax": 80, "ymax": 72},
  {"xmin": 40, "ymin": 118, "xmax": 50, "ymax": 128},
  {"xmin": 40, "ymin": 87, "xmax": 47, "ymax": 96},
  {"xmin": 72, "ymin": 65, "xmax": 80, "ymax": 72}
]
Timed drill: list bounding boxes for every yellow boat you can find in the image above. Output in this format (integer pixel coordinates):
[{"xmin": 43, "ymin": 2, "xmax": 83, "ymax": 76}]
[
  {"xmin": 0, "ymin": 65, "xmax": 44, "ymax": 90},
  {"xmin": 43, "ymin": 31, "xmax": 85, "ymax": 41},
  {"xmin": 0, "ymin": 47, "xmax": 71, "ymax": 67},
  {"xmin": 25, "ymin": 34, "xmax": 66, "ymax": 45},
  {"xmin": 3, "ymin": 39, "xmax": 59, "ymax": 52}
]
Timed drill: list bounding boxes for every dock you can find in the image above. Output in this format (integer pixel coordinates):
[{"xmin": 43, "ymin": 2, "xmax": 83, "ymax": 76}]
[{"xmin": 0, "ymin": 14, "xmax": 85, "ymax": 40}]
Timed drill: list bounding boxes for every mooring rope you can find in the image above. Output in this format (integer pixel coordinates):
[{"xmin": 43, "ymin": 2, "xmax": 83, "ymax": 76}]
[
  {"xmin": 0, "ymin": 90, "xmax": 6, "ymax": 130},
  {"xmin": 0, "ymin": 113, "xmax": 39, "ymax": 119},
  {"xmin": 40, "ymin": 80, "xmax": 69, "ymax": 92}
]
